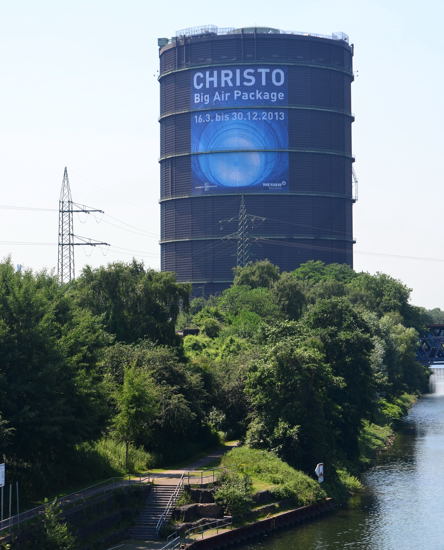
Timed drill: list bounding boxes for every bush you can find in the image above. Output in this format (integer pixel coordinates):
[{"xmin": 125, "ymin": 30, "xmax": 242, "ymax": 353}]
[
  {"xmin": 201, "ymin": 317, "xmax": 222, "ymax": 338},
  {"xmin": 336, "ymin": 468, "xmax": 363, "ymax": 492},
  {"xmin": 358, "ymin": 421, "xmax": 393, "ymax": 466},
  {"xmin": 377, "ymin": 399, "xmax": 404, "ymax": 423},
  {"xmin": 22, "ymin": 499, "xmax": 76, "ymax": 550},
  {"xmin": 214, "ymin": 471, "xmax": 253, "ymax": 520}
]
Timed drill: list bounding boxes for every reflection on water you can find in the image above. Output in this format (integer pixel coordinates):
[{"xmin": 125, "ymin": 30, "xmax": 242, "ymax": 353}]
[
  {"xmin": 242, "ymin": 379, "xmax": 444, "ymax": 550},
  {"xmin": 429, "ymin": 366, "xmax": 444, "ymax": 394}
]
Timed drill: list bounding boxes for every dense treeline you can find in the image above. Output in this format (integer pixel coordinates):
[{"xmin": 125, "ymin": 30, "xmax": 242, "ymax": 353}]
[
  {"xmin": 0, "ymin": 258, "xmax": 432, "ymax": 502},
  {"xmin": 181, "ymin": 260, "xmax": 430, "ymax": 471}
]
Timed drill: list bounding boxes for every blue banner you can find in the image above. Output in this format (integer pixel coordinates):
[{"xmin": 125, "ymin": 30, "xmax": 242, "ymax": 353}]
[{"xmin": 191, "ymin": 66, "xmax": 289, "ymax": 194}]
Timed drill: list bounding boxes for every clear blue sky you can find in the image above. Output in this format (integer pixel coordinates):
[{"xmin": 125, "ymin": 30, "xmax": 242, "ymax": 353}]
[{"xmin": 1, "ymin": 0, "xmax": 443, "ymax": 309}]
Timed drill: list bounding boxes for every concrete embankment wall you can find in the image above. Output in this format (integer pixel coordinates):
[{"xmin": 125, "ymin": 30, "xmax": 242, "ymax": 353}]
[{"xmin": 186, "ymin": 498, "xmax": 336, "ymax": 549}]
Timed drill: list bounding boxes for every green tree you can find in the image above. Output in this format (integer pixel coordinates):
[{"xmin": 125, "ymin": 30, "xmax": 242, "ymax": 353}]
[
  {"xmin": 426, "ymin": 307, "xmax": 444, "ymax": 323},
  {"xmin": 41, "ymin": 500, "xmax": 76, "ymax": 550},
  {"xmin": 378, "ymin": 313, "xmax": 428, "ymax": 395},
  {"xmin": 112, "ymin": 366, "xmax": 158, "ymax": 469},
  {"xmin": 102, "ymin": 342, "xmax": 214, "ymax": 461},
  {"xmin": 293, "ymin": 260, "xmax": 355, "ymax": 284},
  {"xmin": 233, "ymin": 260, "xmax": 280, "ymax": 288},
  {"xmin": 218, "ymin": 285, "xmax": 282, "ymax": 321},
  {"xmin": 272, "ymin": 271, "xmax": 306, "ymax": 319},
  {"xmin": 301, "ymin": 298, "xmax": 375, "ymax": 460},
  {"xmin": 25, "ymin": 499, "xmax": 76, "ymax": 550},
  {"xmin": 73, "ymin": 260, "xmax": 190, "ymax": 345},
  {"xmin": 245, "ymin": 335, "xmax": 340, "ymax": 469},
  {"xmin": 0, "ymin": 261, "xmax": 108, "ymax": 494},
  {"xmin": 206, "ymin": 351, "xmax": 252, "ymax": 438},
  {"xmin": 214, "ymin": 471, "xmax": 253, "ymax": 520},
  {"xmin": 346, "ymin": 272, "xmax": 411, "ymax": 321}
]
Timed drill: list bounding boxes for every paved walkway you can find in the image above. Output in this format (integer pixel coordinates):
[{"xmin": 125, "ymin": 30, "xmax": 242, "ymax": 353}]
[
  {"xmin": 108, "ymin": 442, "xmax": 238, "ymax": 550},
  {"xmin": 108, "ymin": 542, "xmax": 166, "ymax": 550},
  {"xmin": 150, "ymin": 442, "xmax": 237, "ymax": 485}
]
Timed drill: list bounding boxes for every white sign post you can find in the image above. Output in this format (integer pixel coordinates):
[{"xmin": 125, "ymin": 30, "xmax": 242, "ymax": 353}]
[
  {"xmin": 0, "ymin": 464, "xmax": 4, "ymax": 522},
  {"xmin": 314, "ymin": 462, "xmax": 324, "ymax": 483}
]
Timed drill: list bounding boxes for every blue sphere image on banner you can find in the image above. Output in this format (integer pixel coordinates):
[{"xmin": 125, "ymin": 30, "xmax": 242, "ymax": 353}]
[{"xmin": 191, "ymin": 66, "xmax": 289, "ymax": 194}]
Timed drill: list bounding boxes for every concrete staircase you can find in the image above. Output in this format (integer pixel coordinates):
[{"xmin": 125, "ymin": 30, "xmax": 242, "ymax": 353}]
[{"xmin": 128, "ymin": 483, "xmax": 180, "ymax": 540}]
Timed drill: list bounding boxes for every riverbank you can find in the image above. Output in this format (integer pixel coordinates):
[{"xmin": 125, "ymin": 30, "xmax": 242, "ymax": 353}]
[
  {"xmin": 357, "ymin": 393, "xmax": 418, "ymax": 469},
  {"xmin": 111, "ymin": 499, "xmax": 337, "ymax": 550},
  {"xmin": 185, "ymin": 499, "xmax": 336, "ymax": 549},
  {"xmin": 233, "ymin": 391, "xmax": 444, "ymax": 549},
  {"xmin": 184, "ymin": 392, "xmax": 421, "ymax": 548},
  {"xmin": 109, "ymin": 393, "xmax": 421, "ymax": 550}
]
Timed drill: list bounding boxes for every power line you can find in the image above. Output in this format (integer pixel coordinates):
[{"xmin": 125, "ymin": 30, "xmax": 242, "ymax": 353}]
[
  {"xmin": 0, "ymin": 205, "xmax": 57, "ymax": 212},
  {"xmin": 0, "ymin": 203, "xmax": 158, "ymax": 239},
  {"xmin": 103, "ymin": 213, "xmax": 158, "ymax": 237},
  {"xmin": 355, "ymin": 250, "xmax": 444, "ymax": 263},
  {"xmin": 0, "ymin": 241, "xmax": 55, "ymax": 246},
  {"xmin": 4, "ymin": 232, "xmax": 444, "ymax": 266},
  {"xmin": 255, "ymin": 237, "xmax": 444, "ymax": 264},
  {"xmin": 92, "ymin": 214, "xmax": 158, "ymax": 239},
  {"xmin": 110, "ymin": 244, "xmax": 159, "ymax": 256}
]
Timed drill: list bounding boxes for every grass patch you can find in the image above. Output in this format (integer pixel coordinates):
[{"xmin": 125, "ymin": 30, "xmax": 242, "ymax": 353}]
[
  {"xmin": 29, "ymin": 438, "xmax": 152, "ymax": 506},
  {"xmin": 359, "ymin": 420, "xmax": 393, "ymax": 467},
  {"xmin": 358, "ymin": 393, "xmax": 416, "ymax": 468},
  {"xmin": 220, "ymin": 447, "xmax": 325, "ymax": 507},
  {"xmin": 251, "ymin": 479, "xmax": 276, "ymax": 492},
  {"xmin": 336, "ymin": 468, "xmax": 363, "ymax": 492},
  {"xmin": 92, "ymin": 438, "xmax": 153, "ymax": 473}
]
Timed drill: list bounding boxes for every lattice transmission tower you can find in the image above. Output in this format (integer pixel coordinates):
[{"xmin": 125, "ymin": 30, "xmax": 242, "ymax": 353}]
[
  {"xmin": 220, "ymin": 195, "xmax": 265, "ymax": 268},
  {"xmin": 57, "ymin": 167, "xmax": 109, "ymax": 284},
  {"xmin": 236, "ymin": 195, "xmax": 251, "ymax": 267}
]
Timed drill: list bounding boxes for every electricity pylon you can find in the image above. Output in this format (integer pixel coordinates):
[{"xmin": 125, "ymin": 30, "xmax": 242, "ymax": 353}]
[
  {"xmin": 236, "ymin": 195, "xmax": 251, "ymax": 267},
  {"xmin": 57, "ymin": 167, "xmax": 109, "ymax": 283},
  {"xmin": 219, "ymin": 195, "xmax": 265, "ymax": 267}
]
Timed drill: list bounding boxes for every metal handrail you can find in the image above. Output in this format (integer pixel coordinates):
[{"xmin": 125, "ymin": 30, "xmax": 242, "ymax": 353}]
[
  {"xmin": 0, "ymin": 474, "xmax": 151, "ymax": 533},
  {"xmin": 165, "ymin": 516, "xmax": 232, "ymax": 548},
  {"xmin": 172, "ymin": 26, "xmax": 349, "ymax": 43},
  {"xmin": 185, "ymin": 470, "xmax": 217, "ymax": 486},
  {"xmin": 155, "ymin": 473, "xmax": 185, "ymax": 536},
  {"xmin": 160, "ymin": 536, "xmax": 181, "ymax": 550},
  {"xmin": 185, "ymin": 516, "xmax": 232, "ymax": 539}
]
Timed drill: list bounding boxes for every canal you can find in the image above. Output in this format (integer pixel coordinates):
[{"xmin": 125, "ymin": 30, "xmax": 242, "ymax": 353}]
[{"xmin": 241, "ymin": 376, "xmax": 444, "ymax": 549}]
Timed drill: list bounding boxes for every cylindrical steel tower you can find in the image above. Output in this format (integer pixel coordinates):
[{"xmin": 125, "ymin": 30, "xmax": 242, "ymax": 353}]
[{"xmin": 158, "ymin": 26, "xmax": 355, "ymax": 295}]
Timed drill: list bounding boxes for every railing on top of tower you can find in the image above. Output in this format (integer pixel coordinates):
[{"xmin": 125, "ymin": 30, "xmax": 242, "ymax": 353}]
[{"xmin": 162, "ymin": 26, "xmax": 349, "ymax": 45}]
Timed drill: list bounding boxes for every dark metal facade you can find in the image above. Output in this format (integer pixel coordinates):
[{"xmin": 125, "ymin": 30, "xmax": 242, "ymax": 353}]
[{"xmin": 159, "ymin": 28, "xmax": 354, "ymax": 295}]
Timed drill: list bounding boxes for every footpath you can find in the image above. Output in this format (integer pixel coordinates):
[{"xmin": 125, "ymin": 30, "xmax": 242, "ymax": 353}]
[
  {"xmin": 108, "ymin": 442, "xmax": 237, "ymax": 550},
  {"xmin": 0, "ymin": 443, "xmax": 235, "ymax": 548}
]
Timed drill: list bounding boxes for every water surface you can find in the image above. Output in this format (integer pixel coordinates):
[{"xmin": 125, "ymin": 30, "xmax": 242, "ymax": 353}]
[{"xmin": 242, "ymin": 384, "xmax": 444, "ymax": 549}]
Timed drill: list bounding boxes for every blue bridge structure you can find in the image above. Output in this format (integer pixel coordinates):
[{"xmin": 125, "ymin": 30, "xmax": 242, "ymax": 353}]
[
  {"xmin": 418, "ymin": 325, "xmax": 444, "ymax": 392},
  {"xmin": 418, "ymin": 324, "xmax": 444, "ymax": 366}
]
